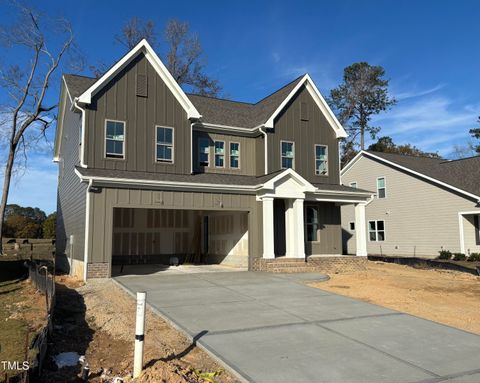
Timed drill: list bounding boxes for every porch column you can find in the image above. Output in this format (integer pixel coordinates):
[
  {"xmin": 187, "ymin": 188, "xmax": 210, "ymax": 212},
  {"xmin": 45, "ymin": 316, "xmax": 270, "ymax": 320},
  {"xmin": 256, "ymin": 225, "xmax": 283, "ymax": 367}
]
[
  {"xmin": 292, "ymin": 198, "xmax": 305, "ymax": 258},
  {"xmin": 262, "ymin": 197, "xmax": 275, "ymax": 259},
  {"xmin": 285, "ymin": 199, "xmax": 296, "ymax": 257},
  {"xmin": 355, "ymin": 202, "xmax": 368, "ymax": 256}
]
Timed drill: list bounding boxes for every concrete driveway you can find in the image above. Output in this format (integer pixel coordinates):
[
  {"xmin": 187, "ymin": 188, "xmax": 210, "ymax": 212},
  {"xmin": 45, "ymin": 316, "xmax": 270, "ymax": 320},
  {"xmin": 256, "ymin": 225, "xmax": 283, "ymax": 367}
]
[{"xmin": 114, "ymin": 270, "xmax": 480, "ymax": 383}]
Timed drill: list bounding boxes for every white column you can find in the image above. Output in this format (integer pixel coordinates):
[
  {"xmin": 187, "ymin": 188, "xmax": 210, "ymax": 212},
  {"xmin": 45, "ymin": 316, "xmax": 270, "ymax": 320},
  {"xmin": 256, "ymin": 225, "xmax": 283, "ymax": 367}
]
[
  {"xmin": 355, "ymin": 203, "xmax": 368, "ymax": 256},
  {"xmin": 285, "ymin": 199, "xmax": 296, "ymax": 257},
  {"xmin": 262, "ymin": 197, "xmax": 275, "ymax": 259},
  {"xmin": 292, "ymin": 198, "xmax": 305, "ymax": 258}
]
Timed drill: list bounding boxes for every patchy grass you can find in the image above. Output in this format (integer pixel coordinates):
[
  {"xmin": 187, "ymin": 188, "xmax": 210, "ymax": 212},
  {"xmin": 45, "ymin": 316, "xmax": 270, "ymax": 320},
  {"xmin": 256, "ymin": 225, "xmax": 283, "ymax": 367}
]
[{"xmin": 0, "ymin": 278, "xmax": 47, "ymax": 378}]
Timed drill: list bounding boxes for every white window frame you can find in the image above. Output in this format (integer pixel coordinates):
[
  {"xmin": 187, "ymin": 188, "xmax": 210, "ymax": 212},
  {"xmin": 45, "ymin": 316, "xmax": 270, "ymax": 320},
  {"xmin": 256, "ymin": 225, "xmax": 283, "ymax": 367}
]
[
  {"xmin": 349, "ymin": 181, "xmax": 357, "ymax": 188},
  {"xmin": 105, "ymin": 119, "xmax": 126, "ymax": 159},
  {"xmin": 214, "ymin": 140, "xmax": 225, "ymax": 168},
  {"xmin": 198, "ymin": 137, "xmax": 210, "ymax": 167},
  {"xmin": 280, "ymin": 140, "xmax": 295, "ymax": 169},
  {"xmin": 349, "ymin": 221, "xmax": 355, "ymax": 232},
  {"xmin": 314, "ymin": 144, "xmax": 328, "ymax": 176},
  {"xmin": 229, "ymin": 141, "xmax": 240, "ymax": 169},
  {"xmin": 155, "ymin": 126, "xmax": 174, "ymax": 164},
  {"xmin": 368, "ymin": 220, "xmax": 386, "ymax": 242},
  {"xmin": 377, "ymin": 176, "xmax": 387, "ymax": 199}
]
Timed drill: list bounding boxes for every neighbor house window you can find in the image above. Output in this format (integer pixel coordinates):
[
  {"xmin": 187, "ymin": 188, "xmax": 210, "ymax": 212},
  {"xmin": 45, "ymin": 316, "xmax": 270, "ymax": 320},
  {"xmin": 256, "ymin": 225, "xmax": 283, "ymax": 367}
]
[
  {"xmin": 315, "ymin": 145, "xmax": 328, "ymax": 175},
  {"xmin": 305, "ymin": 206, "xmax": 319, "ymax": 242},
  {"xmin": 155, "ymin": 126, "xmax": 173, "ymax": 163},
  {"xmin": 368, "ymin": 220, "xmax": 385, "ymax": 241},
  {"xmin": 281, "ymin": 141, "xmax": 294, "ymax": 169},
  {"xmin": 214, "ymin": 141, "xmax": 225, "ymax": 167},
  {"xmin": 105, "ymin": 120, "xmax": 125, "ymax": 158},
  {"xmin": 377, "ymin": 177, "xmax": 386, "ymax": 198},
  {"xmin": 350, "ymin": 182, "xmax": 357, "ymax": 188},
  {"xmin": 230, "ymin": 142, "xmax": 240, "ymax": 169},
  {"xmin": 349, "ymin": 222, "xmax": 355, "ymax": 231},
  {"xmin": 198, "ymin": 138, "xmax": 209, "ymax": 166}
]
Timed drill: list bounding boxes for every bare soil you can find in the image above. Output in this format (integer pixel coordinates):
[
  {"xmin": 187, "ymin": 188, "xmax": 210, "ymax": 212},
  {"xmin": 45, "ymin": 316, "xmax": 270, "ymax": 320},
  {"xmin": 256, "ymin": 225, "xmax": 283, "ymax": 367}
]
[
  {"xmin": 40, "ymin": 276, "xmax": 238, "ymax": 383},
  {"xmin": 309, "ymin": 261, "xmax": 480, "ymax": 334},
  {"xmin": 0, "ymin": 278, "xmax": 47, "ymax": 378}
]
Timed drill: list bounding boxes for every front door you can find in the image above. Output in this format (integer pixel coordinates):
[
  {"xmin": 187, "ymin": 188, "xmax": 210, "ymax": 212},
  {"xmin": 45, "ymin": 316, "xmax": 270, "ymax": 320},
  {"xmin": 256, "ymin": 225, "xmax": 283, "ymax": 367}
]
[{"xmin": 274, "ymin": 199, "xmax": 286, "ymax": 256}]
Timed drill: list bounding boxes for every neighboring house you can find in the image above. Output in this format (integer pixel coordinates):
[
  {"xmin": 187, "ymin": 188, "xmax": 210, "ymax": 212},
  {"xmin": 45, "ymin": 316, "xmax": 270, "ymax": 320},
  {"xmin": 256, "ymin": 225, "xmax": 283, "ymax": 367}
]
[
  {"xmin": 341, "ymin": 150, "xmax": 480, "ymax": 258},
  {"xmin": 54, "ymin": 39, "xmax": 372, "ymax": 280}
]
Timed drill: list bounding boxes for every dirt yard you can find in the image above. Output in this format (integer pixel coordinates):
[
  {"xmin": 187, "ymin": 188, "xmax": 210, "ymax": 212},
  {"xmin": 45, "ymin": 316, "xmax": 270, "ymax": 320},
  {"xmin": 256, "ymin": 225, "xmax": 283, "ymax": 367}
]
[
  {"xmin": 40, "ymin": 276, "xmax": 238, "ymax": 383},
  {"xmin": 0, "ymin": 278, "xmax": 47, "ymax": 379},
  {"xmin": 310, "ymin": 261, "xmax": 480, "ymax": 334}
]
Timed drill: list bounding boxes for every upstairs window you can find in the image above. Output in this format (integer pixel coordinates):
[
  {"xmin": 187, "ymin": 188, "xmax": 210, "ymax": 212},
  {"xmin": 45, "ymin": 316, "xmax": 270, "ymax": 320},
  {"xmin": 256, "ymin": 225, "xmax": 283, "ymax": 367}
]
[
  {"xmin": 369, "ymin": 220, "xmax": 385, "ymax": 241},
  {"xmin": 281, "ymin": 141, "xmax": 295, "ymax": 169},
  {"xmin": 198, "ymin": 138, "xmax": 210, "ymax": 167},
  {"xmin": 315, "ymin": 145, "xmax": 328, "ymax": 175},
  {"xmin": 214, "ymin": 141, "xmax": 225, "ymax": 167},
  {"xmin": 105, "ymin": 120, "xmax": 125, "ymax": 159},
  {"xmin": 230, "ymin": 142, "xmax": 240, "ymax": 169},
  {"xmin": 305, "ymin": 206, "xmax": 319, "ymax": 242},
  {"xmin": 377, "ymin": 177, "xmax": 386, "ymax": 198},
  {"xmin": 156, "ymin": 126, "xmax": 173, "ymax": 163}
]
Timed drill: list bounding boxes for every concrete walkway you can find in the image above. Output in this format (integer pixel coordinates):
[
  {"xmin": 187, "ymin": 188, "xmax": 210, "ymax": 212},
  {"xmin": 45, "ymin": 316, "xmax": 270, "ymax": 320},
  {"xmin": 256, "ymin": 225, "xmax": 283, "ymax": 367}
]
[{"xmin": 114, "ymin": 271, "xmax": 480, "ymax": 383}]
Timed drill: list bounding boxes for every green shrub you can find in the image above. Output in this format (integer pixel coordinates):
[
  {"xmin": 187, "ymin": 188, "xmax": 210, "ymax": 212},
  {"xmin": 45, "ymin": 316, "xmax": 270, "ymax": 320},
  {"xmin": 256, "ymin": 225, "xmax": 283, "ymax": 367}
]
[
  {"xmin": 437, "ymin": 250, "xmax": 452, "ymax": 260},
  {"xmin": 467, "ymin": 253, "xmax": 480, "ymax": 262},
  {"xmin": 453, "ymin": 253, "xmax": 466, "ymax": 261}
]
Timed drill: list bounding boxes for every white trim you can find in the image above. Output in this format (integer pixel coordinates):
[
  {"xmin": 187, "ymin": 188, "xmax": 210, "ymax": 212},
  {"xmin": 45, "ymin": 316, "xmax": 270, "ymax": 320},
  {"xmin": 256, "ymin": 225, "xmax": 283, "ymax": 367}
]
[
  {"xmin": 83, "ymin": 179, "xmax": 92, "ymax": 281},
  {"xmin": 280, "ymin": 140, "xmax": 295, "ymax": 170},
  {"xmin": 196, "ymin": 122, "xmax": 261, "ymax": 134},
  {"xmin": 259, "ymin": 127, "xmax": 268, "ymax": 174},
  {"xmin": 229, "ymin": 141, "xmax": 241, "ymax": 170},
  {"xmin": 458, "ymin": 210, "xmax": 480, "ymax": 254},
  {"xmin": 264, "ymin": 74, "xmax": 347, "ymax": 138},
  {"xmin": 314, "ymin": 144, "xmax": 328, "ymax": 176},
  {"xmin": 73, "ymin": 97, "xmax": 88, "ymax": 167},
  {"xmin": 53, "ymin": 76, "xmax": 73, "ymax": 163},
  {"xmin": 155, "ymin": 125, "xmax": 174, "ymax": 164},
  {"xmin": 77, "ymin": 39, "xmax": 201, "ymax": 120},
  {"xmin": 342, "ymin": 150, "xmax": 480, "ymax": 202},
  {"xmin": 261, "ymin": 168, "xmax": 316, "ymax": 193},
  {"xmin": 104, "ymin": 119, "xmax": 126, "ymax": 159},
  {"xmin": 376, "ymin": 176, "xmax": 386, "ymax": 199},
  {"xmin": 214, "ymin": 140, "xmax": 226, "ymax": 168}
]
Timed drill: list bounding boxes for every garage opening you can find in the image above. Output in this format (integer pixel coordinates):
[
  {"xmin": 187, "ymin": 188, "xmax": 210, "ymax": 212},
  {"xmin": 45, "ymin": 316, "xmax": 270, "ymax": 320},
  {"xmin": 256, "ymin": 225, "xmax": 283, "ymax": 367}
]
[{"xmin": 111, "ymin": 208, "xmax": 249, "ymax": 275}]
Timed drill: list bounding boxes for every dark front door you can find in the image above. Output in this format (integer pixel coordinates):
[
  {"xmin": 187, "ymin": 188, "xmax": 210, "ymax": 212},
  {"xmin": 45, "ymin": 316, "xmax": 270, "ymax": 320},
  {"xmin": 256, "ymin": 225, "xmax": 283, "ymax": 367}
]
[{"xmin": 274, "ymin": 199, "xmax": 286, "ymax": 257}]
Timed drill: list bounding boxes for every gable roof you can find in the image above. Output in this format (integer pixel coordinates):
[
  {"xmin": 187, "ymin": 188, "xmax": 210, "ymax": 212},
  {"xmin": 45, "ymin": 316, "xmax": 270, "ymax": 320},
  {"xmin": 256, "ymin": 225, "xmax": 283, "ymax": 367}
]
[
  {"xmin": 76, "ymin": 39, "xmax": 201, "ymax": 119},
  {"xmin": 342, "ymin": 150, "xmax": 480, "ymax": 201}
]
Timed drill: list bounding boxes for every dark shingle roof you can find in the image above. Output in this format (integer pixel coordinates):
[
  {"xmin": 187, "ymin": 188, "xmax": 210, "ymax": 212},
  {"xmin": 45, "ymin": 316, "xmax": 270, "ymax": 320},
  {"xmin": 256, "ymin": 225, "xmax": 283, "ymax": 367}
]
[
  {"xmin": 63, "ymin": 73, "xmax": 304, "ymax": 128},
  {"xmin": 366, "ymin": 151, "xmax": 480, "ymax": 198}
]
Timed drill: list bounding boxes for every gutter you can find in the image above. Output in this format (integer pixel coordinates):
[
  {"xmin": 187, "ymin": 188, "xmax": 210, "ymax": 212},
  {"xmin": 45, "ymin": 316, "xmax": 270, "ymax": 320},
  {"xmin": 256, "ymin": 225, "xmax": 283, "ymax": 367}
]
[
  {"xmin": 83, "ymin": 178, "xmax": 93, "ymax": 281},
  {"xmin": 73, "ymin": 97, "xmax": 87, "ymax": 168},
  {"xmin": 259, "ymin": 126, "xmax": 268, "ymax": 174}
]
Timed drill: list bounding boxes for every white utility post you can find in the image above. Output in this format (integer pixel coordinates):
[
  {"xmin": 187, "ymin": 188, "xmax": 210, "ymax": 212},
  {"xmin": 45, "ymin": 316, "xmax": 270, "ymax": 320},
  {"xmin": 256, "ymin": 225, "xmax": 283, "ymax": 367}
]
[{"xmin": 134, "ymin": 291, "xmax": 147, "ymax": 378}]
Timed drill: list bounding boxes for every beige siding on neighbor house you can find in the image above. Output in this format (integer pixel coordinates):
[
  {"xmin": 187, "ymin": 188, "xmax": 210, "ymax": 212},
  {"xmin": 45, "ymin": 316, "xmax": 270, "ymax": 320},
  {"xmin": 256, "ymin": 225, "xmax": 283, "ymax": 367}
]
[
  {"xmin": 87, "ymin": 187, "xmax": 262, "ymax": 275},
  {"xmin": 56, "ymin": 84, "xmax": 87, "ymax": 278},
  {"xmin": 341, "ymin": 156, "xmax": 480, "ymax": 257}
]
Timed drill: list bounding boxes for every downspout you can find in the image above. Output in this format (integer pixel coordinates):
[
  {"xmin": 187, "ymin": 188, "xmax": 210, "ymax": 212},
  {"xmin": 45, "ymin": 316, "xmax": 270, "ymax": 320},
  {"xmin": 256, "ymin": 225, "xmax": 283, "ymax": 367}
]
[
  {"xmin": 83, "ymin": 178, "xmax": 93, "ymax": 281},
  {"xmin": 73, "ymin": 97, "xmax": 87, "ymax": 168},
  {"xmin": 259, "ymin": 126, "xmax": 268, "ymax": 174}
]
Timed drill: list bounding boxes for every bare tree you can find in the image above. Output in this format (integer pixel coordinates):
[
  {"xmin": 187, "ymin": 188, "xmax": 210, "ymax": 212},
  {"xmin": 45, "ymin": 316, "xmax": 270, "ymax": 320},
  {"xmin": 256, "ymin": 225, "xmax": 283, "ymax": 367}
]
[
  {"xmin": 111, "ymin": 17, "xmax": 221, "ymax": 96},
  {"xmin": 0, "ymin": 2, "xmax": 76, "ymax": 249}
]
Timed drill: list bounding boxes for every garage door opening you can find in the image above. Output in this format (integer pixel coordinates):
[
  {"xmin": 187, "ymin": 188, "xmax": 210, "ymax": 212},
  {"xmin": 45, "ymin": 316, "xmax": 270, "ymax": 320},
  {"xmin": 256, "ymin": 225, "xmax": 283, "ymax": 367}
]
[{"xmin": 111, "ymin": 208, "xmax": 249, "ymax": 276}]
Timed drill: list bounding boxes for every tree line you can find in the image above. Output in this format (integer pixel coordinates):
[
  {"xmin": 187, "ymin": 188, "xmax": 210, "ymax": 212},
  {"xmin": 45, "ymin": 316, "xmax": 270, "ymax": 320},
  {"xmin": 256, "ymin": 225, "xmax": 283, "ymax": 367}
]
[
  {"xmin": 2, "ymin": 204, "xmax": 56, "ymax": 239},
  {"xmin": 0, "ymin": 1, "xmax": 479, "ymax": 246}
]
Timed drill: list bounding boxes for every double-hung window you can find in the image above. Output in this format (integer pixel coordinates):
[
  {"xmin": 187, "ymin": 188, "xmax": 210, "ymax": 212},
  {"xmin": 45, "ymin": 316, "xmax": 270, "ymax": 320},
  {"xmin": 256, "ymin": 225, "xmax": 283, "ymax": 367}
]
[
  {"xmin": 214, "ymin": 141, "xmax": 225, "ymax": 167},
  {"xmin": 199, "ymin": 138, "xmax": 210, "ymax": 167},
  {"xmin": 305, "ymin": 206, "xmax": 319, "ymax": 242},
  {"xmin": 315, "ymin": 145, "xmax": 328, "ymax": 175},
  {"xmin": 155, "ymin": 126, "xmax": 174, "ymax": 163},
  {"xmin": 105, "ymin": 120, "xmax": 125, "ymax": 159},
  {"xmin": 368, "ymin": 220, "xmax": 385, "ymax": 241},
  {"xmin": 377, "ymin": 177, "xmax": 386, "ymax": 198},
  {"xmin": 230, "ymin": 142, "xmax": 240, "ymax": 169},
  {"xmin": 281, "ymin": 141, "xmax": 295, "ymax": 169}
]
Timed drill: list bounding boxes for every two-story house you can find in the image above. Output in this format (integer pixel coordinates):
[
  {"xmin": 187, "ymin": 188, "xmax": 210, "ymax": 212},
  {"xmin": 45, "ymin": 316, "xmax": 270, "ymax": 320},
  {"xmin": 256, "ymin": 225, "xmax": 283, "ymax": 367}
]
[
  {"xmin": 54, "ymin": 40, "xmax": 372, "ymax": 280},
  {"xmin": 341, "ymin": 150, "xmax": 480, "ymax": 258}
]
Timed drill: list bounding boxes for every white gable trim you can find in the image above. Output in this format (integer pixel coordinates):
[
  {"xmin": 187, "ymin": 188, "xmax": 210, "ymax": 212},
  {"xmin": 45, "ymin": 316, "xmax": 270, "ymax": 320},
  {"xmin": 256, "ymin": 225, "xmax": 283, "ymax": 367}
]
[
  {"xmin": 77, "ymin": 39, "xmax": 201, "ymax": 120},
  {"xmin": 264, "ymin": 74, "xmax": 347, "ymax": 138},
  {"xmin": 342, "ymin": 151, "xmax": 480, "ymax": 202}
]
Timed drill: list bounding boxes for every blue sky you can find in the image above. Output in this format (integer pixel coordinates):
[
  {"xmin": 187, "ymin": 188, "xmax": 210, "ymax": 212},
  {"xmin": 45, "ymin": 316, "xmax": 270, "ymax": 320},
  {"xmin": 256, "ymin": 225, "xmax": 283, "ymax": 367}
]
[{"xmin": 1, "ymin": 0, "xmax": 480, "ymax": 213}]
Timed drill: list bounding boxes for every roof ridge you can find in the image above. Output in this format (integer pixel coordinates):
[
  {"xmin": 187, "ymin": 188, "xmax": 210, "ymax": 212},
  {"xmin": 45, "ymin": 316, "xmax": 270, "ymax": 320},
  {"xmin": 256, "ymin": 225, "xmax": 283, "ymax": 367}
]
[
  {"xmin": 186, "ymin": 93, "xmax": 255, "ymax": 106},
  {"xmin": 367, "ymin": 150, "xmax": 445, "ymax": 161},
  {"xmin": 63, "ymin": 73, "xmax": 96, "ymax": 80},
  {"xmin": 253, "ymin": 74, "xmax": 305, "ymax": 105},
  {"xmin": 439, "ymin": 155, "xmax": 480, "ymax": 164}
]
